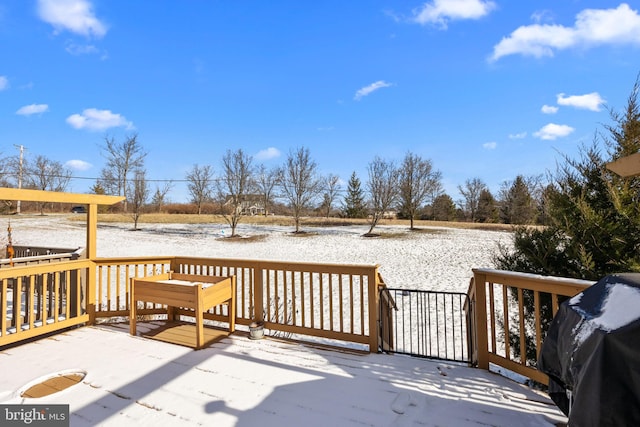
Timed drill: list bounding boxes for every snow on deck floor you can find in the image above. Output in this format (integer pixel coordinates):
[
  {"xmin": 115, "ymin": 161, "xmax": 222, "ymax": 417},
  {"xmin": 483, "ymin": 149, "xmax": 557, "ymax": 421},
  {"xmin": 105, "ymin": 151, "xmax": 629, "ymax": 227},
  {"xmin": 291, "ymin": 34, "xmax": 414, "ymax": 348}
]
[{"xmin": 0, "ymin": 323, "xmax": 566, "ymax": 426}]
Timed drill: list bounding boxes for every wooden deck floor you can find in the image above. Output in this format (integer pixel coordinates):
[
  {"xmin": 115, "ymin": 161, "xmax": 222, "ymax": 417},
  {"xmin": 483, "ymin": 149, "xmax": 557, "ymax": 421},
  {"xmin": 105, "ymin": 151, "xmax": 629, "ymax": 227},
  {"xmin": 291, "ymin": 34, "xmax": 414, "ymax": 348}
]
[{"xmin": 140, "ymin": 320, "xmax": 233, "ymax": 348}]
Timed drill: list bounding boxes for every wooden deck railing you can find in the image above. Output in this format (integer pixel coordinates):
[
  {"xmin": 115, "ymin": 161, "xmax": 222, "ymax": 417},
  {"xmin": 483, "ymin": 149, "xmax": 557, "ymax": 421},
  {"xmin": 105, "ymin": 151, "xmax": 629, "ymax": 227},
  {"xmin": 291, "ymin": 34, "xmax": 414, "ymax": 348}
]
[
  {"xmin": 0, "ymin": 250, "xmax": 604, "ymax": 378},
  {"xmin": 93, "ymin": 257, "xmax": 173, "ymax": 319},
  {"xmin": 91, "ymin": 256, "xmax": 385, "ymax": 351},
  {"xmin": 0, "ymin": 246, "xmax": 85, "ymax": 268},
  {"xmin": 467, "ymin": 268, "xmax": 593, "ymax": 384},
  {"xmin": 9, "ymin": 246, "xmax": 85, "ymax": 259},
  {"xmin": 0, "ymin": 259, "xmax": 90, "ymax": 346},
  {"xmin": 1, "ymin": 256, "xmax": 387, "ymax": 351}
]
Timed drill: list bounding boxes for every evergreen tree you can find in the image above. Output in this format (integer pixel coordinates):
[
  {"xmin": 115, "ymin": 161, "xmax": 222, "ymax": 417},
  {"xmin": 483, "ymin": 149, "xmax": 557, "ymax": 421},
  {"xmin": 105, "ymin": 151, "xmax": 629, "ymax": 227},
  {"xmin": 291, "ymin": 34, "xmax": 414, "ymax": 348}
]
[
  {"xmin": 343, "ymin": 171, "xmax": 366, "ymax": 218},
  {"xmin": 476, "ymin": 189, "xmax": 498, "ymax": 223},
  {"xmin": 500, "ymin": 176, "xmax": 535, "ymax": 224},
  {"xmin": 90, "ymin": 182, "xmax": 106, "ymax": 195},
  {"xmin": 496, "ymin": 74, "xmax": 640, "ymax": 280},
  {"xmin": 431, "ymin": 194, "xmax": 456, "ymax": 221}
]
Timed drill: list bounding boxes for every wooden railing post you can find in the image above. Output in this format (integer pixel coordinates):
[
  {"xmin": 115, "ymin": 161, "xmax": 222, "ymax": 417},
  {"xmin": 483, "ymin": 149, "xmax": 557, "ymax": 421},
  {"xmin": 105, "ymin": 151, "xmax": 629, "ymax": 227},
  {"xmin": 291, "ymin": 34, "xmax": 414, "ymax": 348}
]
[
  {"xmin": 86, "ymin": 203, "xmax": 98, "ymax": 324},
  {"xmin": 464, "ymin": 277, "xmax": 477, "ymax": 365},
  {"xmin": 368, "ymin": 265, "xmax": 380, "ymax": 353},
  {"xmin": 472, "ymin": 270, "xmax": 489, "ymax": 370},
  {"xmin": 254, "ymin": 266, "xmax": 264, "ymax": 322}
]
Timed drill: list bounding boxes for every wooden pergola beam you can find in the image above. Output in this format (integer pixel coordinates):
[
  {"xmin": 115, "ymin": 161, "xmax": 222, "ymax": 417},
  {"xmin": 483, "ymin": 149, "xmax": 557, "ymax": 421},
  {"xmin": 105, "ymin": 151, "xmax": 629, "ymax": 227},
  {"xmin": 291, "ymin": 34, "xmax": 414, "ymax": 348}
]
[
  {"xmin": 0, "ymin": 188, "xmax": 124, "ymax": 325},
  {"xmin": 606, "ymin": 152, "xmax": 640, "ymax": 178},
  {"xmin": 0, "ymin": 187, "xmax": 124, "ymax": 260},
  {"xmin": 0, "ymin": 188, "xmax": 123, "ymax": 205}
]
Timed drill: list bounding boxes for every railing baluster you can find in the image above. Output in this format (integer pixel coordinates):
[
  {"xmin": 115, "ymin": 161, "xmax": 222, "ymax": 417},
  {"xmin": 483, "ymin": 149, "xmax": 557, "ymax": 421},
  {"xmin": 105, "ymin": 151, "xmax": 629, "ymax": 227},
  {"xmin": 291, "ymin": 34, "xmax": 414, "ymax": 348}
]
[
  {"xmin": 1, "ymin": 278, "xmax": 7, "ymax": 335},
  {"xmin": 502, "ymin": 284, "xmax": 511, "ymax": 360},
  {"xmin": 534, "ymin": 290, "xmax": 542, "ymax": 361},
  {"xmin": 28, "ymin": 275, "xmax": 35, "ymax": 330},
  {"xmin": 301, "ymin": 271, "xmax": 307, "ymax": 328},
  {"xmin": 54, "ymin": 272, "xmax": 60, "ymax": 321}
]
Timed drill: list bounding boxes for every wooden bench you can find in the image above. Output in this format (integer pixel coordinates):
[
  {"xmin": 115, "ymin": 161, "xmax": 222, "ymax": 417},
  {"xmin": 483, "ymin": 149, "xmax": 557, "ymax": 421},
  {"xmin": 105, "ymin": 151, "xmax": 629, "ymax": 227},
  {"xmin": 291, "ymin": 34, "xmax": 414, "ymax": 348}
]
[{"xmin": 130, "ymin": 272, "xmax": 236, "ymax": 349}]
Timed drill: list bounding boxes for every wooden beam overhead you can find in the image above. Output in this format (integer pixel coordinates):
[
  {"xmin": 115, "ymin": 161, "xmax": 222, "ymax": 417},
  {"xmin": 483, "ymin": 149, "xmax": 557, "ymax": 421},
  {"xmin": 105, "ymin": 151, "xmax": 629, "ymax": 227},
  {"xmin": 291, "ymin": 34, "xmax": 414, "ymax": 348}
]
[
  {"xmin": 606, "ymin": 152, "xmax": 640, "ymax": 178},
  {"xmin": 0, "ymin": 188, "xmax": 124, "ymax": 205}
]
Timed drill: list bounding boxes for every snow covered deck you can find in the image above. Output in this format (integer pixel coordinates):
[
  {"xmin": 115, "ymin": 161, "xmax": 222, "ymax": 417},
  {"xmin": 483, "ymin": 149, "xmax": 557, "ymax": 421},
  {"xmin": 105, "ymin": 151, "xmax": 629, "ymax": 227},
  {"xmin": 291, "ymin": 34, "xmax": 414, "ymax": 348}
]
[{"xmin": 0, "ymin": 323, "xmax": 567, "ymax": 427}]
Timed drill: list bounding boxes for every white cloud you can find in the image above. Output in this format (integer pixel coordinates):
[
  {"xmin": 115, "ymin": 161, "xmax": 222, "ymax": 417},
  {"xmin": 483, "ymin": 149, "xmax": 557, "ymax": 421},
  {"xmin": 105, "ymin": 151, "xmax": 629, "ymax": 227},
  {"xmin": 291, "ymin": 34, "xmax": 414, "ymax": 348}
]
[
  {"xmin": 65, "ymin": 42, "xmax": 99, "ymax": 55},
  {"xmin": 0, "ymin": 76, "xmax": 8, "ymax": 90},
  {"xmin": 354, "ymin": 80, "xmax": 393, "ymax": 101},
  {"xmin": 412, "ymin": 0, "xmax": 496, "ymax": 28},
  {"xmin": 483, "ymin": 141, "xmax": 497, "ymax": 150},
  {"xmin": 255, "ymin": 147, "xmax": 281, "ymax": 161},
  {"xmin": 66, "ymin": 108, "xmax": 133, "ymax": 131},
  {"xmin": 16, "ymin": 103, "xmax": 49, "ymax": 116},
  {"xmin": 65, "ymin": 159, "xmax": 92, "ymax": 171},
  {"xmin": 490, "ymin": 3, "xmax": 640, "ymax": 61},
  {"xmin": 37, "ymin": 0, "xmax": 107, "ymax": 38},
  {"xmin": 557, "ymin": 92, "xmax": 605, "ymax": 111},
  {"xmin": 508, "ymin": 132, "xmax": 527, "ymax": 139},
  {"xmin": 534, "ymin": 123, "xmax": 575, "ymax": 140},
  {"xmin": 541, "ymin": 104, "xmax": 558, "ymax": 114},
  {"xmin": 531, "ymin": 10, "xmax": 554, "ymax": 25}
]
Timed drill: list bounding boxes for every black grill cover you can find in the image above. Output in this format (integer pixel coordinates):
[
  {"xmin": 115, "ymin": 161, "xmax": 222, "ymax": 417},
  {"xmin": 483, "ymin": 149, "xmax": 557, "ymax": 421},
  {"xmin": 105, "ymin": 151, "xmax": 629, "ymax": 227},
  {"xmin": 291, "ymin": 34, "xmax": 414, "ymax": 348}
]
[{"xmin": 538, "ymin": 273, "xmax": 640, "ymax": 426}]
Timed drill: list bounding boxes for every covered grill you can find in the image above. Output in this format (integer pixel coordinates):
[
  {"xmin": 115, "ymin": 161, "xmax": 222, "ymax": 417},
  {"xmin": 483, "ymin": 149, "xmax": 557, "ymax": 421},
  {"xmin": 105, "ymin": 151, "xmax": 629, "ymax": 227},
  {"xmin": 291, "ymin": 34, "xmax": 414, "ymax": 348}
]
[{"xmin": 538, "ymin": 273, "xmax": 640, "ymax": 426}]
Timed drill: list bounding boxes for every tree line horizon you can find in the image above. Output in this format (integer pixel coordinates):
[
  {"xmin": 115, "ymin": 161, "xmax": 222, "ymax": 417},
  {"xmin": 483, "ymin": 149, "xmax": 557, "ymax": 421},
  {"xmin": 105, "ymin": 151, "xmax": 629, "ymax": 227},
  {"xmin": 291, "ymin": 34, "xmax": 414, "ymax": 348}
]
[{"xmin": 1, "ymin": 137, "xmax": 544, "ymax": 235}]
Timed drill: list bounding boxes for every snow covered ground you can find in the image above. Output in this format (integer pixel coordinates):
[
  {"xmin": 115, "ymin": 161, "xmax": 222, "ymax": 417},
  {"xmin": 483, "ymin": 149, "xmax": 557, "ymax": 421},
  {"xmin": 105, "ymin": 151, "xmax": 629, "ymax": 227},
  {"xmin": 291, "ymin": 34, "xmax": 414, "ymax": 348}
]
[
  {"xmin": 0, "ymin": 215, "xmax": 569, "ymax": 426},
  {"xmin": 0, "ymin": 322, "xmax": 566, "ymax": 427},
  {"xmin": 5, "ymin": 215, "xmax": 513, "ymax": 293}
]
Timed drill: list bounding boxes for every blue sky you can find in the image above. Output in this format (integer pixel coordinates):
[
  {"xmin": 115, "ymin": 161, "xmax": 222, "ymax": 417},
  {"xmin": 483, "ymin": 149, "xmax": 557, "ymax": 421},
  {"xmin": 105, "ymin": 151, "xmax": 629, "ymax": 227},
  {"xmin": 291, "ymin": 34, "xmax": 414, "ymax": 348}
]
[{"xmin": 2, "ymin": 0, "xmax": 640, "ymax": 203}]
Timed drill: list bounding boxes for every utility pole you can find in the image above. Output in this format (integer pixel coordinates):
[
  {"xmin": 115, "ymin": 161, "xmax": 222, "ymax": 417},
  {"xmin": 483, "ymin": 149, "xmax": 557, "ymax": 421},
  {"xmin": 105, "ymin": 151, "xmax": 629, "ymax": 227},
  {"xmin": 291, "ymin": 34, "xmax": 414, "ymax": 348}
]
[{"xmin": 14, "ymin": 144, "xmax": 24, "ymax": 214}]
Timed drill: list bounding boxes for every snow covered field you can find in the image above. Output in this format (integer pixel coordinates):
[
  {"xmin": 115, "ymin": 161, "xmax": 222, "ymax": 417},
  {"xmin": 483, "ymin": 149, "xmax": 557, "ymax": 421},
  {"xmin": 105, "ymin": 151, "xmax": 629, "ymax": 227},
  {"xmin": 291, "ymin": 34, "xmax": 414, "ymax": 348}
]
[{"xmin": 5, "ymin": 215, "xmax": 513, "ymax": 294}]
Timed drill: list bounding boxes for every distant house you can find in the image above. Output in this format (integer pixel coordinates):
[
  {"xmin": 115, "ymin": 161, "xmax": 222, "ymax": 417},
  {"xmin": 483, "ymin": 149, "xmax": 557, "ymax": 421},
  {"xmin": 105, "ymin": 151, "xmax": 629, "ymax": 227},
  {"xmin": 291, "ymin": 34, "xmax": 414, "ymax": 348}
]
[
  {"xmin": 367, "ymin": 210, "xmax": 398, "ymax": 220},
  {"xmin": 382, "ymin": 210, "xmax": 397, "ymax": 219},
  {"xmin": 224, "ymin": 194, "xmax": 266, "ymax": 216}
]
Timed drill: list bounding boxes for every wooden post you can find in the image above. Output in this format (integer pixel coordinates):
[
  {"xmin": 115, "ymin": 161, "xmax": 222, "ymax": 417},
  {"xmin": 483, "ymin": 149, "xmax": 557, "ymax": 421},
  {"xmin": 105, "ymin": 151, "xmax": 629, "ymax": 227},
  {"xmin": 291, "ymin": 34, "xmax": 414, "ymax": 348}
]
[
  {"xmin": 86, "ymin": 203, "xmax": 98, "ymax": 324},
  {"xmin": 229, "ymin": 276, "xmax": 236, "ymax": 332},
  {"xmin": 130, "ymin": 277, "xmax": 137, "ymax": 336},
  {"xmin": 254, "ymin": 267, "xmax": 264, "ymax": 322},
  {"xmin": 195, "ymin": 284, "xmax": 204, "ymax": 349},
  {"xmin": 472, "ymin": 270, "xmax": 489, "ymax": 370},
  {"xmin": 367, "ymin": 265, "xmax": 380, "ymax": 353}
]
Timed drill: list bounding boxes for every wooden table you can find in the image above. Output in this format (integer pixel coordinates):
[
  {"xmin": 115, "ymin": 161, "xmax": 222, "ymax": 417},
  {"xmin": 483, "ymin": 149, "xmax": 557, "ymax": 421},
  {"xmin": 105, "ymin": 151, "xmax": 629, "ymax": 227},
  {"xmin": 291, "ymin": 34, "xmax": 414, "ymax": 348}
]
[{"xmin": 130, "ymin": 272, "xmax": 236, "ymax": 349}]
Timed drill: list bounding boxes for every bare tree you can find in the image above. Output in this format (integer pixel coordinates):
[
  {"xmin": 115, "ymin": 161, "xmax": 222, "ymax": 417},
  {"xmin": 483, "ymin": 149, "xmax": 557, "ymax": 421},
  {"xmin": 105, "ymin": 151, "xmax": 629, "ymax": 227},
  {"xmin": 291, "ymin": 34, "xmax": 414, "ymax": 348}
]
[
  {"xmin": 0, "ymin": 152, "xmax": 15, "ymax": 213},
  {"xmin": 218, "ymin": 149, "xmax": 254, "ymax": 237},
  {"xmin": 186, "ymin": 164, "xmax": 214, "ymax": 215},
  {"xmin": 0, "ymin": 152, "xmax": 14, "ymax": 187},
  {"xmin": 129, "ymin": 169, "xmax": 149, "ymax": 230},
  {"xmin": 366, "ymin": 156, "xmax": 398, "ymax": 235},
  {"xmin": 254, "ymin": 164, "xmax": 278, "ymax": 216},
  {"xmin": 458, "ymin": 177, "xmax": 487, "ymax": 222},
  {"xmin": 25, "ymin": 155, "xmax": 72, "ymax": 215},
  {"xmin": 97, "ymin": 168, "xmax": 119, "ymax": 197},
  {"xmin": 398, "ymin": 152, "xmax": 442, "ymax": 229},
  {"xmin": 98, "ymin": 134, "xmax": 147, "ymax": 213},
  {"xmin": 278, "ymin": 147, "xmax": 322, "ymax": 233},
  {"xmin": 151, "ymin": 181, "xmax": 173, "ymax": 212},
  {"xmin": 321, "ymin": 174, "xmax": 341, "ymax": 218}
]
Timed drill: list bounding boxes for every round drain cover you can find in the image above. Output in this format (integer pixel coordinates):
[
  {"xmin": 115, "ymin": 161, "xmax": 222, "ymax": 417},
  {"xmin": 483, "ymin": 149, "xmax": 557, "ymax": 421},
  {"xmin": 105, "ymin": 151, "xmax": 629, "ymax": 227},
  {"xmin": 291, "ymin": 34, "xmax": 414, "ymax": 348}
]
[{"xmin": 20, "ymin": 371, "xmax": 86, "ymax": 398}]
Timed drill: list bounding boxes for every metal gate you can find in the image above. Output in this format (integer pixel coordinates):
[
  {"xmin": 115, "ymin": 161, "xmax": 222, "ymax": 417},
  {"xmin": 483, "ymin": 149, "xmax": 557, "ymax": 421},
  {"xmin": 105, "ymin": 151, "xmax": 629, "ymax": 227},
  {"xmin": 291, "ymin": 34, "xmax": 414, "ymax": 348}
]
[{"xmin": 379, "ymin": 288, "xmax": 471, "ymax": 363}]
